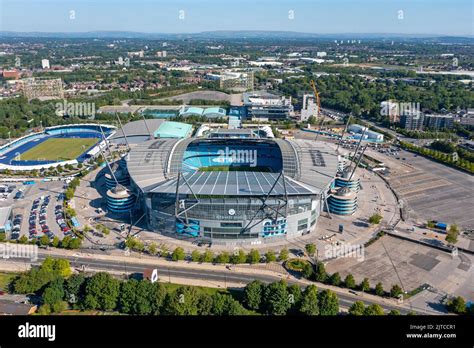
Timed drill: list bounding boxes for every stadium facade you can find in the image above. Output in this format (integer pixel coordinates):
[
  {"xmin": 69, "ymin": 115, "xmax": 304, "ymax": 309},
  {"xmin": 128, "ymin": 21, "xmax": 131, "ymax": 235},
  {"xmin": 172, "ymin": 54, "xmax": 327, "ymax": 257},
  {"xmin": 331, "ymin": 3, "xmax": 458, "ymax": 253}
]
[{"xmin": 125, "ymin": 131, "xmax": 338, "ymax": 244}]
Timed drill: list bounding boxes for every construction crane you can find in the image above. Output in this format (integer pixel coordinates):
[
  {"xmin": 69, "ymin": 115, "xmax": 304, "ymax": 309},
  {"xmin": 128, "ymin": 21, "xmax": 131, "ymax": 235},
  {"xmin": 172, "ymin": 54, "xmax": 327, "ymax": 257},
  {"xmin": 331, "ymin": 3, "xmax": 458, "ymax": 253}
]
[
  {"xmin": 310, "ymin": 80, "xmax": 321, "ymax": 118},
  {"xmin": 310, "ymin": 79, "xmax": 324, "ymax": 141}
]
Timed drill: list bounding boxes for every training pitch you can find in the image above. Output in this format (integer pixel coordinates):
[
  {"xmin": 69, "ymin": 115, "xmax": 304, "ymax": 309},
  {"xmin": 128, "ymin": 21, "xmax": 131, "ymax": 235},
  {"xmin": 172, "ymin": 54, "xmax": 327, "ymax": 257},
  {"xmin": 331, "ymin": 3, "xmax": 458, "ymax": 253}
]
[{"xmin": 20, "ymin": 137, "xmax": 99, "ymax": 161}]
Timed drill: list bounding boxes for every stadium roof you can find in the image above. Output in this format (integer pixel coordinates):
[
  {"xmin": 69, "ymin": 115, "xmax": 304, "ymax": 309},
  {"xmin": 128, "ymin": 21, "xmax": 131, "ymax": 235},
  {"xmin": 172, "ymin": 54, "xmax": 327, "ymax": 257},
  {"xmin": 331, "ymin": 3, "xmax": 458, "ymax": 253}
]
[
  {"xmin": 180, "ymin": 107, "xmax": 204, "ymax": 116},
  {"xmin": 149, "ymin": 171, "xmax": 317, "ymax": 196},
  {"xmin": 127, "ymin": 137, "xmax": 338, "ymax": 196},
  {"xmin": 111, "ymin": 119, "xmax": 165, "ymax": 140},
  {"xmin": 202, "ymin": 107, "xmax": 227, "ymax": 117},
  {"xmin": 154, "ymin": 121, "xmax": 193, "ymax": 138}
]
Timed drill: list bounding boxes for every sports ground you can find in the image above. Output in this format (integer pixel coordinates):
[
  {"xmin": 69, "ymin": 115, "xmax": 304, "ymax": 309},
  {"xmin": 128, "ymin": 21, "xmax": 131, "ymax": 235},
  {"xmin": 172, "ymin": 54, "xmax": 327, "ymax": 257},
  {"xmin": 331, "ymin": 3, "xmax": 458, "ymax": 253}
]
[{"xmin": 20, "ymin": 137, "xmax": 99, "ymax": 161}]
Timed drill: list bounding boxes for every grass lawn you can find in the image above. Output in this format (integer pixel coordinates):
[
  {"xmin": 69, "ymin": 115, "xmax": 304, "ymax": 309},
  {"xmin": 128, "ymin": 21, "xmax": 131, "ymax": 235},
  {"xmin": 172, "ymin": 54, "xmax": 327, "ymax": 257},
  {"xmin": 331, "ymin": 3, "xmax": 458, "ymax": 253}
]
[
  {"xmin": 161, "ymin": 282, "xmax": 229, "ymax": 296},
  {"xmin": 0, "ymin": 272, "xmax": 17, "ymax": 290},
  {"xmin": 21, "ymin": 137, "xmax": 99, "ymax": 161}
]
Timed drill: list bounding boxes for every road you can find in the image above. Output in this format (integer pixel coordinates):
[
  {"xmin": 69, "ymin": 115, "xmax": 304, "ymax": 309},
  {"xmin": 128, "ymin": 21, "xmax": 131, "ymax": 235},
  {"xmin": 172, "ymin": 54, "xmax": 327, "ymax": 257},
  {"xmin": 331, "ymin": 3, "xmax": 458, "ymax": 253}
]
[{"xmin": 1, "ymin": 250, "xmax": 440, "ymax": 315}]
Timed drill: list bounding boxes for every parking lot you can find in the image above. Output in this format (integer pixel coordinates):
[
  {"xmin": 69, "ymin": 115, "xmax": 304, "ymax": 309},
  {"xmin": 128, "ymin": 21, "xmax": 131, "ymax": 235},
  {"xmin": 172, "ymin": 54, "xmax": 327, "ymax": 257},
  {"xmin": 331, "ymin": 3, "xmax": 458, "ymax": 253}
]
[
  {"xmin": 365, "ymin": 147, "xmax": 474, "ymax": 229},
  {"xmin": 0, "ymin": 179, "xmax": 69, "ymax": 242}
]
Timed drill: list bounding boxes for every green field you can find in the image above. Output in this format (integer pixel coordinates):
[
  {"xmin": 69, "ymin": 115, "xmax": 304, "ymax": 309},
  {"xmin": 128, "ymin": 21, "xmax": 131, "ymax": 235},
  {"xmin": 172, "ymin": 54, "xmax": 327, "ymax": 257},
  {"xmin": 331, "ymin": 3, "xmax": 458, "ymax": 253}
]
[{"xmin": 21, "ymin": 137, "xmax": 99, "ymax": 161}]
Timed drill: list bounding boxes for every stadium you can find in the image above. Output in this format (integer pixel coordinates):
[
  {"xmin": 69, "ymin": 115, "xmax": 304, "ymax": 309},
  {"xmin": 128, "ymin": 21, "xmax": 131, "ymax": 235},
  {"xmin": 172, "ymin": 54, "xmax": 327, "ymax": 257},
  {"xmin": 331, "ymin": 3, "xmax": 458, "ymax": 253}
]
[
  {"xmin": 0, "ymin": 124, "xmax": 116, "ymax": 171},
  {"xmin": 124, "ymin": 129, "xmax": 339, "ymax": 245}
]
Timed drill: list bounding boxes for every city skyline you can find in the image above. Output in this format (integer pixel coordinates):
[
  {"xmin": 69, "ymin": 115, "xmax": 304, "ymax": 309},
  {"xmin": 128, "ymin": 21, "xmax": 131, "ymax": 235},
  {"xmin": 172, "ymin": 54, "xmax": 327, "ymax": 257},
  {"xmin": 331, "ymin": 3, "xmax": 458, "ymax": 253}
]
[{"xmin": 0, "ymin": 0, "xmax": 472, "ymax": 36}]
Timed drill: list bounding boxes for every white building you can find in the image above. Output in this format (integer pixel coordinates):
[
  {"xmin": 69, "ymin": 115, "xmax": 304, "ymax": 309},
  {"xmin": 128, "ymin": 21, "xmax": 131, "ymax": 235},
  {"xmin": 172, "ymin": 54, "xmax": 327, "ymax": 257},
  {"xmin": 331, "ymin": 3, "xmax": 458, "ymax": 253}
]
[
  {"xmin": 348, "ymin": 124, "xmax": 384, "ymax": 142},
  {"xmin": 41, "ymin": 59, "xmax": 50, "ymax": 69},
  {"xmin": 316, "ymin": 52, "xmax": 327, "ymax": 57},
  {"xmin": 300, "ymin": 94, "xmax": 319, "ymax": 121}
]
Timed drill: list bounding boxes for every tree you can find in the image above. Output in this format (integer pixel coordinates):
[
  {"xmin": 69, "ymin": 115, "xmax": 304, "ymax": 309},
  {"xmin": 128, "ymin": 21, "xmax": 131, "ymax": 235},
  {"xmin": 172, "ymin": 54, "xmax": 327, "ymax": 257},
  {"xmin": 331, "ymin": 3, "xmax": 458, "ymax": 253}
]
[
  {"xmin": 191, "ymin": 250, "xmax": 201, "ymax": 262},
  {"xmin": 201, "ymin": 250, "xmax": 214, "ymax": 263},
  {"xmin": 302, "ymin": 262, "xmax": 314, "ymax": 279},
  {"xmin": 363, "ymin": 304, "xmax": 385, "ymax": 316},
  {"xmin": 42, "ymin": 257, "xmax": 71, "ymax": 278},
  {"xmin": 68, "ymin": 237, "xmax": 82, "ymax": 249},
  {"xmin": 64, "ymin": 273, "xmax": 86, "ymax": 306},
  {"xmin": 196, "ymin": 294, "xmax": 213, "ymax": 315},
  {"xmin": 84, "ymin": 272, "xmax": 120, "ymax": 311},
  {"xmin": 211, "ymin": 293, "xmax": 229, "ymax": 315},
  {"xmin": 318, "ymin": 289, "xmax": 339, "ymax": 315},
  {"xmin": 171, "ymin": 247, "xmax": 186, "ymax": 261},
  {"xmin": 287, "ymin": 284, "xmax": 302, "ymax": 313},
  {"xmin": 149, "ymin": 282, "xmax": 167, "ymax": 315},
  {"xmin": 390, "ymin": 284, "xmax": 403, "ymax": 298},
  {"xmin": 148, "ymin": 243, "xmax": 158, "ymax": 256},
  {"xmin": 231, "ymin": 249, "xmax": 247, "ymax": 264},
  {"xmin": 349, "ymin": 301, "xmax": 365, "ymax": 315},
  {"xmin": 305, "ymin": 243, "xmax": 316, "ymax": 257},
  {"xmin": 360, "ymin": 278, "xmax": 370, "ymax": 292},
  {"xmin": 329, "ymin": 272, "xmax": 341, "ymax": 286},
  {"xmin": 163, "ymin": 286, "xmax": 200, "ymax": 315},
  {"xmin": 118, "ymin": 279, "xmax": 137, "ymax": 314},
  {"xmin": 447, "ymin": 296, "xmax": 466, "ymax": 314},
  {"xmin": 278, "ymin": 248, "xmax": 289, "ymax": 261},
  {"xmin": 263, "ymin": 281, "xmax": 291, "ymax": 315},
  {"xmin": 368, "ymin": 213, "xmax": 383, "ymax": 225},
  {"xmin": 215, "ymin": 252, "xmax": 230, "ymax": 264},
  {"xmin": 160, "ymin": 244, "xmax": 169, "ymax": 257},
  {"xmin": 375, "ymin": 282, "xmax": 385, "ymax": 297},
  {"xmin": 244, "ymin": 280, "xmax": 264, "ymax": 311},
  {"xmin": 247, "ymin": 249, "xmax": 260, "ymax": 264},
  {"xmin": 446, "ymin": 224, "xmax": 459, "ymax": 244},
  {"xmin": 51, "ymin": 236, "xmax": 60, "ymax": 248},
  {"xmin": 40, "ymin": 234, "xmax": 50, "ymax": 246},
  {"xmin": 314, "ymin": 262, "xmax": 327, "ymax": 282},
  {"xmin": 265, "ymin": 250, "xmax": 276, "ymax": 263},
  {"xmin": 388, "ymin": 309, "xmax": 401, "ymax": 315},
  {"xmin": 133, "ymin": 281, "xmax": 155, "ymax": 315},
  {"xmin": 42, "ymin": 278, "xmax": 65, "ymax": 310},
  {"xmin": 13, "ymin": 257, "xmax": 71, "ymax": 294},
  {"xmin": 18, "ymin": 235, "xmax": 28, "ymax": 244},
  {"xmin": 38, "ymin": 304, "xmax": 51, "ymax": 315},
  {"xmin": 125, "ymin": 236, "xmax": 144, "ymax": 252},
  {"xmin": 299, "ymin": 285, "xmax": 319, "ymax": 315},
  {"xmin": 344, "ymin": 274, "xmax": 356, "ymax": 289}
]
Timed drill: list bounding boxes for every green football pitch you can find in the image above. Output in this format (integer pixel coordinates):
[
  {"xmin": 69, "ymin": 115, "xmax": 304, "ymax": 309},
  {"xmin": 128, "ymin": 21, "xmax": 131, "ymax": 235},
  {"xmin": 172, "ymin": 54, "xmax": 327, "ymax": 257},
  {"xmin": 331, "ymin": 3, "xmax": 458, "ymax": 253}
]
[{"xmin": 21, "ymin": 137, "xmax": 99, "ymax": 161}]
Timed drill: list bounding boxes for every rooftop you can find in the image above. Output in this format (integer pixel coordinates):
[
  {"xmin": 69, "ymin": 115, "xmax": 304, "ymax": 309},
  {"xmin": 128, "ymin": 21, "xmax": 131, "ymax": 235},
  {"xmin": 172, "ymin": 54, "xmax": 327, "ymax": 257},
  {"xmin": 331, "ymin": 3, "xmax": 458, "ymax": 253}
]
[
  {"xmin": 150, "ymin": 171, "xmax": 317, "ymax": 196},
  {"xmin": 154, "ymin": 121, "xmax": 193, "ymax": 139}
]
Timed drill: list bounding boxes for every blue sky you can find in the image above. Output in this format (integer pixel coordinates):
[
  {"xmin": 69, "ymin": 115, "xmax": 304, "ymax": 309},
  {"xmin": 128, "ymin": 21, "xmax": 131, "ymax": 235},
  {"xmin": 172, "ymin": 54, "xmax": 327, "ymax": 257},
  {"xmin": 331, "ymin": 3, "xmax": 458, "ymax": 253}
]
[{"xmin": 0, "ymin": 0, "xmax": 472, "ymax": 36}]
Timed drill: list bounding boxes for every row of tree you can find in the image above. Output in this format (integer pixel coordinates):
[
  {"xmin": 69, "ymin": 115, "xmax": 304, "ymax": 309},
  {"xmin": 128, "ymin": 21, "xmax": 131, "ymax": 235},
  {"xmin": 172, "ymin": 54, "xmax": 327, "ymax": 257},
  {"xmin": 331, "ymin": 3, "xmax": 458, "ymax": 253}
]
[
  {"xmin": 399, "ymin": 141, "xmax": 474, "ymax": 173},
  {"xmin": 126, "ymin": 238, "xmax": 292, "ymax": 264},
  {"xmin": 12, "ymin": 257, "xmax": 340, "ymax": 316},
  {"xmin": 300, "ymin": 260, "xmax": 405, "ymax": 300}
]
